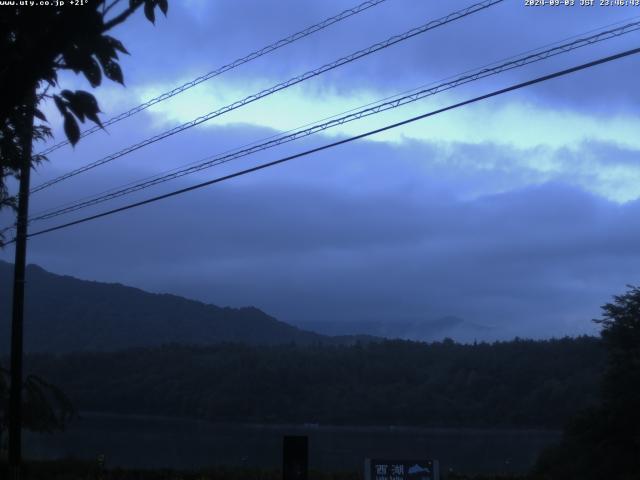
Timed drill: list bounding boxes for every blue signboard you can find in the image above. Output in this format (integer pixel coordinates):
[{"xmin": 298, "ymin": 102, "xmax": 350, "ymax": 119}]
[{"xmin": 364, "ymin": 459, "xmax": 439, "ymax": 480}]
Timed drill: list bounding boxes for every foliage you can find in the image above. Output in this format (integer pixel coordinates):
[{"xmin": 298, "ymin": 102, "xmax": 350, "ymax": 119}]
[
  {"xmin": 0, "ymin": 0, "xmax": 169, "ymax": 218},
  {"xmin": 534, "ymin": 285, "xmax": 640, "ymax": 479},
  {"xmin": 0, "ymin": 364, "xmax": 75, "ymax": 457},
  {"xmin": 446, "ymin": 475, "xmax": 531, "ymax": 480},
  {"xmin": 0, "ymin": 459, "xmax": 540, "ymax": 480},
  {"xmin": 0, "ymin": 460, "xmax": 361, "ymax": 480},
  {"xmin": 24, "ymin": 336, "xmax": 604, "ymax": 428}
]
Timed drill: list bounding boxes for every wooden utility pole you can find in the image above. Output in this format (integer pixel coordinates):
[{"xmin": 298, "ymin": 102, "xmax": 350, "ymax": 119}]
[{"xmin": 8, "ymin": 89, "xmax": 35, "ymax": 480}]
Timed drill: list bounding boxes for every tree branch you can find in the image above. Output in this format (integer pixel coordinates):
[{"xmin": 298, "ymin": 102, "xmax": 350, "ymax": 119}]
[
  {"xmin": 103, "ymin": 0, "xmax": 123, "ymax": 17},
  {"xmin": 102, "ymin": 1, "xmax": 142, "ymax": 32}
]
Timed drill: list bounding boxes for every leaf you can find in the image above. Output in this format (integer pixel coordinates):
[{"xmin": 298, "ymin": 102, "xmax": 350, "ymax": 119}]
[
  {"xmin": 103, "ymin": 60, "xmax": 124, "ymax": 85},
  {"xmin": 104, "ymin": 35, "xmax": 129, "ymax": 55},
  {"xmin": 63, "ymin": 112, "xmax": 80, "ymax": 146},
  {"xmin": 34, "ymin": 109, "xmax": 47, "ymax": 122},
  {"xmin": 158, "ymin": 0, "xmax": 168, "ymax": 15},
  {"xmin": 32, "ymin": 154, "xmax": 48, "ymax": 165},
  {"xmin": 60, "ymin": 90, "xmax": 85, "ymax": 122},
  {"xmin": 62, "ymin": 90, "xmax": 102, "ymax": 127},
  {"xmin": 82, "ymin": 56, "xmax": 102, "ymax": 88},
  {"xmin": 73, "ymin": 90, "xmax": 101, "ymax": 112},
  {"xmin": 94, "ymin": 37, "xmax": 118, "ymax": 68},
  {"xmin": 84, "ymin": 110, "xmax": 102, "ymax": 127},
  {"xmin": 62, "ymin": 46, "xmax": 83, "ymax": 74},
  {"xmin": 72, "ymin": 90, "xmax": 103, "ymax": 127},
  {"xmin": 53, "ymin": 95, "xmax": 67, "ymax": 114},
  {"xmin": 60, "ymin": 90, "xmax": 74, "ymax": 102},
  {"xmin": 65, "ymin": 100, "xmax": 86, "ymax": 123},
  {"xmin": 144, "ymin": 0, "xmax": 155, "ymax": 24}
]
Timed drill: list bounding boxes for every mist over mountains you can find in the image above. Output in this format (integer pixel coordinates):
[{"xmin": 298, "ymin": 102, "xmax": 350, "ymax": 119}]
[
  {"xmin": 296, "ymin": 316, "xmax": 495, "ymax": 343},
  {"xmin": 0, "ymin": 261, "xmax": 511, "ymax": 354}
]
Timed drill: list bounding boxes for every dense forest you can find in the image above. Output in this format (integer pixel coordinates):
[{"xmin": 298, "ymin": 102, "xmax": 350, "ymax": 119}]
[{"xmin": 20, "ymin": 336, "xmax": 604, "ymax": 428}]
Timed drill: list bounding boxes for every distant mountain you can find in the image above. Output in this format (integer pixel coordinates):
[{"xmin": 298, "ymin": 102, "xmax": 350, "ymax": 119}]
[
  {"xmin": 0, "ymin": 261, "xmax": 374, "ymax": 353},
  {"xmin": 297, "ymin": 316, "xmax": 495, "ymax": 342}
]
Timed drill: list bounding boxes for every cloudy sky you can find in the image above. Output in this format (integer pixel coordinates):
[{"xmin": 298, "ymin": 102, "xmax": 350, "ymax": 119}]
[{"xmin": 3, "ymin": 0, "xmax": 640, "ymax": 340}]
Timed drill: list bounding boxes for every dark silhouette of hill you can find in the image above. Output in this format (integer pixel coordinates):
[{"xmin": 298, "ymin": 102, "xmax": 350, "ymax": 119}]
[{"xmin": 0, "ymin": 261, "xmax": 374, "ymax": 353}]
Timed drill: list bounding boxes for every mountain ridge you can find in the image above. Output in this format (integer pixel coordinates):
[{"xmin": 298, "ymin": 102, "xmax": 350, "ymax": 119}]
[{"xmin": 0, "ymin": 260, "xmax": 376, "ymax": 353}]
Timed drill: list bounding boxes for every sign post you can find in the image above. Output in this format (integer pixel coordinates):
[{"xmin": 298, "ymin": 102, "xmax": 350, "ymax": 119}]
[
  {"xmin": 283, "ymin": 435, "xmax": 308, "ymax": 480},
  {"xmin": 365, "ymin": 459, "xmax": 440, "ymax": 480}
]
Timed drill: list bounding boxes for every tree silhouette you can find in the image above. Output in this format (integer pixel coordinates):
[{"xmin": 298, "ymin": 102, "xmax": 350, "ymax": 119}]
[
  {"xmin": 0, "ymin": 0, "xmax": 169, "ymax": 217},
  {"xmin": 535, "ymin": 285, "xmax": 640, "ymax": 479},
  {"xmin": 0, "ymin": 1, "xmax": 170, "ymax": 471},
  {"xmin": 0, "ymin": 365, "xmax": 74, "ymax": 459}
]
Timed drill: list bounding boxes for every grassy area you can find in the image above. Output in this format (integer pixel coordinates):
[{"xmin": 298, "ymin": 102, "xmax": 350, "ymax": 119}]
[
  {"xmin": 3, "ymin": 461, "xmax": 347, "ymax": 480},
  {"xmin": 0, "ymin": 460, "xmax": 535, "ymax": 480}
]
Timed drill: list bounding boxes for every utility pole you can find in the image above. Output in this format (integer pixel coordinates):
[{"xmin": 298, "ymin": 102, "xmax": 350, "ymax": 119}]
[{"xmin": 8, "ymin": 87, "xmax": 36, "ymax": 480}]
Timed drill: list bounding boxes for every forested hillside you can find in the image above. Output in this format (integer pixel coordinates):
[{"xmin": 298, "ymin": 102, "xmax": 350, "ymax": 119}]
[
  {"xmin": 23, "ymin": 337, "xmax": 604, "ymax": 428},
  {"xmin": 0, "ymin": 261, "xmax": 372, "ymax": 352}
]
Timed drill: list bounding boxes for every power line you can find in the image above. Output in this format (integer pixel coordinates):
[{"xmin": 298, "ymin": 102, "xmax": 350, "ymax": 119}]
[
  {"xmin": 13, "ymin": 46, "xmax": 639, "ymax": 243},
  {"xmin": 29, "ymin": 0, "xmax": 504, "ymax": 194},
  {"xmin": 26, "ymin": 20, "xmax": 640, "ymax": 224},
  {"xmin": 36, "ymin": 0, "xmax": 390, "ymax": 157},
  {"xmin": 25, "ymin": 14, "xmax": 640, "ymax": 223}
]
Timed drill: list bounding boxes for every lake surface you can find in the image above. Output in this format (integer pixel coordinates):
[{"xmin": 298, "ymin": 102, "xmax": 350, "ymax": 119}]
[{"xmin": 24, "ymin": 413, "xmax": 561, "ymax": 475}]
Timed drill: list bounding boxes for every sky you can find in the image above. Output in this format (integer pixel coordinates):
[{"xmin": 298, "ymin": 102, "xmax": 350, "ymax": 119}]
[{"xmin": 3, "ymin": 0, "xmax": 640, "ymax": 341}]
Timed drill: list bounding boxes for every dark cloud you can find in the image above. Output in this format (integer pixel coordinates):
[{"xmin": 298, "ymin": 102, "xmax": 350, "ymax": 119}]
[
  {"xmin": 102, "ymin": 0, "xmax": 640, "ymax": 115},
  {"xmin": 3, "ymin": 2, "xmax": 639, "ymax": 343},
  {"xmin": 3, "ymin": 126, "xmax": 639, "ymax": 341}
]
